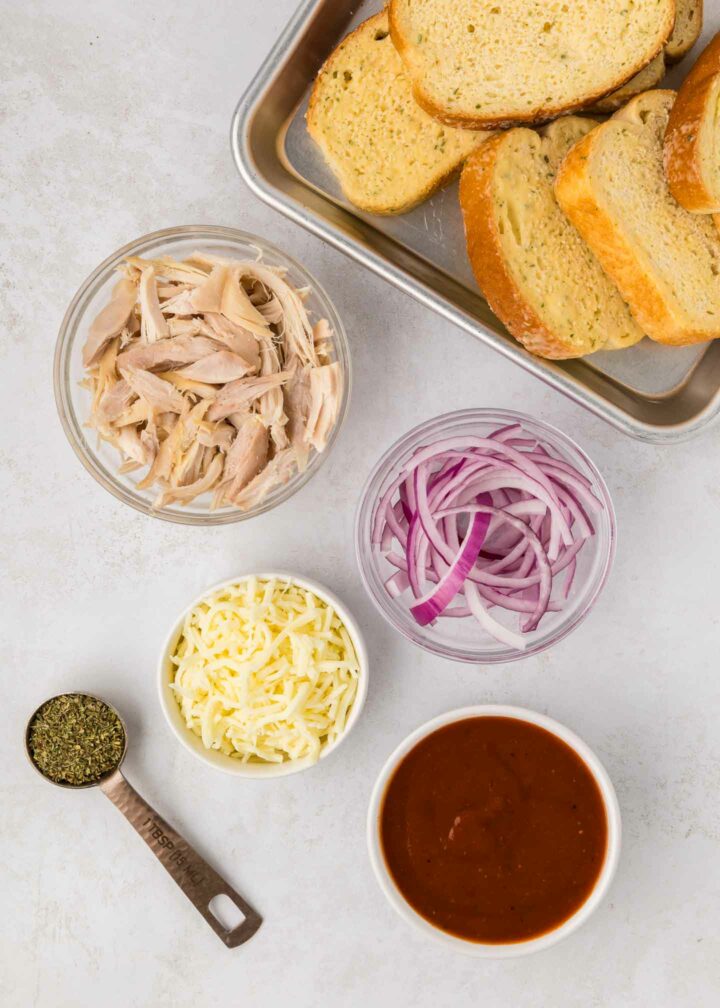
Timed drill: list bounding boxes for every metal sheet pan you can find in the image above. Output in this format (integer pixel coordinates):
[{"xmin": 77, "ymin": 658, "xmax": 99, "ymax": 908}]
[{"xmin": 232, "ymin": 0, "xmax": 720, "ymax": 443}]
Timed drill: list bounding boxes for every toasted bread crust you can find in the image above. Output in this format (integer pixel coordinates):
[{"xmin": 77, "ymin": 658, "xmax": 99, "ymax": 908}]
[
  {"xmin": 388, "ymin": 0, "xmax": 675, "ymax": 130},
  {"xmin": 665, "ymin": 31, "xmax": 720, "ymax": 213},
  {"xmin": 460, "ymin": 138, "xmax": 584, "ymax": 360},
  {"xmin": 556, "ymin": 91, "xmax": 717, "ymax": 347},
  {"xmin": 307, "ymin": 12, "xmax": 484, "ymax": 214}
]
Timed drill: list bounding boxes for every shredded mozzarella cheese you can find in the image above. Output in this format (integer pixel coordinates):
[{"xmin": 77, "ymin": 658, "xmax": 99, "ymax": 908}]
[{"xmin": 170, "ymin": 578, "xmax": 360, "ymax": 765}]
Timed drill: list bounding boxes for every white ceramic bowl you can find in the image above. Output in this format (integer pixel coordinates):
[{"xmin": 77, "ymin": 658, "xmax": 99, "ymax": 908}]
[
  {"xmin": 367, "ymin": 705, "xmax": 621, "ymax": 957},
  {"xmin": 158, "ymin": 573, "xmax": 368, "ymax": 778}
]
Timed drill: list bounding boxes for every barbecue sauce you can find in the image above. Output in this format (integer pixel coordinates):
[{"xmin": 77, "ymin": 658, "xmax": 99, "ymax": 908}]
[{"xmin": 379, "ymin": 716, "xmax": 607, "ymax": 944}]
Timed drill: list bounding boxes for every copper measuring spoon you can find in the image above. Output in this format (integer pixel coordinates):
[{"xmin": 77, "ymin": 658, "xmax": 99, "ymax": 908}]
[{"xmin": 25, "ymin": 692, "xmax": 262, "ymax": 948}]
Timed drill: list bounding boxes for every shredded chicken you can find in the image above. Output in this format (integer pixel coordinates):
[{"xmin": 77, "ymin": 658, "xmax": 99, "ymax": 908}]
[
  {"xmin": 82, "ymin": 252, "xmax": 342, "ymax": 509},
  {"xmin": 139, "ymin": 267, "xmax": 169, "ymax": 343},
  {"xmin": 206, "ymin": 372, "xmax": 290, "ymax": 423},
  {"xmin": 83, "ymin": 279, "xmax": 136, "ymax": 366},
  {"xmin": 177, "ymin": 349, "xmax": 254, "ymax": 384},
  {"xmin": 232, "ymin": 447, "xmax": 297, "ymax": 512},
  {"xmin": 305, "ymin": 363, "xmax": 343, "ymax": 453},
  {"xmin": 204, "ymin": 313, "xmax": 261, "ymax": 368},
  {"xmin": 117, "ymin": 334, "xmax": 217, "ymax": 372},
  {"xmin": 221, "ymin": 414, "xmax": 269, "ymax": 503},
  {"xmin": 256, "ymin": 333, "xmax": 289, "ymax": 450},
  {"xmin": 120, "ymin": 366, "xmax": 186, "ymax": 414},
  {"xmin": 284, "ymin": 357, "xmax": 313, "ymax": 472},
  {"xmin": 190, "ymin": 264, "xmax": 227, "ymax": 313},
  {"xmin": 96, "ymin": 379, "xmax": 134, "ymax": 427}
]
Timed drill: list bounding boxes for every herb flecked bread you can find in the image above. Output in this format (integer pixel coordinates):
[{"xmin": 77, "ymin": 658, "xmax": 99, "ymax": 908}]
[
  {"xmin": 591, "ymin": 1, "xmax": 703, "ymax": 113},
  {"xmin": 556, "ymin": 90, "xmax": 720, "ymax": 347},
  {"xmin": 459, "ymin": 118, "xmax": 646, "ymax": 360},
  {"xmin": 387, "ymin": 0, "xmax": 676, "ymax": 129},
  {"xmin": 595, "ymin": 0, "xmax": 703, "ymax": 113},
  {"xmin": 306, "ymin": 11, "xmax": 491, "ymax": 215},
  {"xmin": 591, "ymin": 54, "xmax": 667, "ymax": 114},
  {"xmin": 665, "ymin": 31, "xmax": 720, "ymax": 213},
  {"xmin": 666, "ymin": 0, "xmax": 703, "ymax": 63}
]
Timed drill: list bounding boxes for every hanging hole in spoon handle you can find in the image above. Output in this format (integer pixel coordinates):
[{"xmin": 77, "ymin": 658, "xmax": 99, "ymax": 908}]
[{"xmin": 100, "ymin": 768, "xmax": 262, "ymax": 948}]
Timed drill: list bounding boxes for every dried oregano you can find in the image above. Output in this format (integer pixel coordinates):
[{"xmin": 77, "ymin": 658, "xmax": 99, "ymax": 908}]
[{"xmin": 28, "ymin": 694, "xmax": 125, "ymax": 785}]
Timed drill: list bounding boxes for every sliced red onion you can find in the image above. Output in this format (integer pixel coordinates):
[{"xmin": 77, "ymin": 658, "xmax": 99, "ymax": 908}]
[
  {"xmin": 409, "ymin": 509, "xmax": 491, "ymax": 625},
  {"xmin": 434, "ymin": 506, "xmax": 552, "ymax": 632},
  {"xmin": 371, "ymin": 421, "xmax": 605, "ymax": 648},
  {"xmin": 385, "ymin": 571, "xmax": 409, "ymax": 598},
  {"xmin": 465, "ymin": 581, "xmax": 526, "ymax": 650}
]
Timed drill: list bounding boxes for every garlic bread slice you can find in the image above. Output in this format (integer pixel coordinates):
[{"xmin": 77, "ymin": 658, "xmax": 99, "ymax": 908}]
[
  {"xmin": 459, "ymin": 117, "xmax": 645, "ymax": 359},
  {"xmin": 557, "ymin": 90, "xmax": 720, "ymax": 347}
]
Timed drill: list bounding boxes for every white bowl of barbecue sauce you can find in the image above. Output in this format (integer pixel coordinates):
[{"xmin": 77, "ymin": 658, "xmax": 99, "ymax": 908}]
[{"xmin": 367, "ymin": 706, "xmax": 621, "ymax": 956}]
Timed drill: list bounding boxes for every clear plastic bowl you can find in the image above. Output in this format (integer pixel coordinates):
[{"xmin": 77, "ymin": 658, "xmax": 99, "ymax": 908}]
[
  {"xmin": 355, "ymin": 409, "xmax": 616, "ymax": 664},
  {"xmin": 54, "ymin": 225, "xmax": 351, "ymax": 525}
]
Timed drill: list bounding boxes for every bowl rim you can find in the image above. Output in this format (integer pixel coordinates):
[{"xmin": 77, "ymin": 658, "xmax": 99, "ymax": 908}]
[
  {"xmin": 366, "ymin": 704, "xmax": 622, "ymax": 957},
  {"xmin": 355, "ymin": 408, "xmax": 616, "ymax": 664},
  {"xmin": 54, "ymin": 224, "xmax": 351, "ymax": 526},
  {"xmin": 157, "ymin": 571, "xmax": 369, "ymax": 778}
]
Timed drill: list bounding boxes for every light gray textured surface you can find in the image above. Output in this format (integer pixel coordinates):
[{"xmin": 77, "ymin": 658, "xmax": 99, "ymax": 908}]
[{"xmin": 1, "ymin": 2, "xmax": 719, "ymax": 1006}]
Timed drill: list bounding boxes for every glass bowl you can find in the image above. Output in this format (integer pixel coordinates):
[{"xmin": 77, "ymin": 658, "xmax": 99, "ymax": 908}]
[
  {"xmin": 355, "ymin": 409, "xmax": 616, "ymax": 664},
  {"xmin": 54, "ymin": 225, "xmax": 351, "ymax": 525}
]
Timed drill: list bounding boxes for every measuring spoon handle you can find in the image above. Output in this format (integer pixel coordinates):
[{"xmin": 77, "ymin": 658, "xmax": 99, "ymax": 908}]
[{"xmin": 100, "ymin": 769, "xmax": 262, "ymax": 947}]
